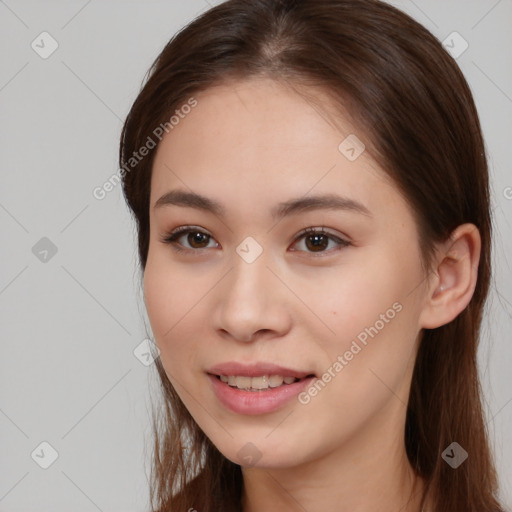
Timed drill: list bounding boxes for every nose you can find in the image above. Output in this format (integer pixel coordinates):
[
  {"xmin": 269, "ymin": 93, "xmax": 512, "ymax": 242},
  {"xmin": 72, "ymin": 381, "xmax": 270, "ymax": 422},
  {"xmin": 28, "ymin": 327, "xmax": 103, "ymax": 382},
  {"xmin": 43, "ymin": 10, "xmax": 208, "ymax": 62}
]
[{"xmin": 212, "ymin": 251, "xmax": 293, "ymax": 343}]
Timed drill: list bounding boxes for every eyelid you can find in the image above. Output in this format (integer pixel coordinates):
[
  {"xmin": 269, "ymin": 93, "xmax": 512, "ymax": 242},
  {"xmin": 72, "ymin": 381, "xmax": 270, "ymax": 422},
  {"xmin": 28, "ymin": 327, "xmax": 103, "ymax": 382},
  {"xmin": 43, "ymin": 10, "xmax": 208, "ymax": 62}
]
[
  {"xmin": 293, "ymin": 226, "xmax": 348, "ymax": 242},
  {"xmin": 163, "ymin": 225, "xmax": 211, "ymax": 240},
  {"xmin": 160, "ymin": 225, "xmax": 219, "ymax": 253},
  {"xmin": 290, "ymin": 226, "xmax": 351, "ymax": 254},
  {"xmin": 160, "ymin": 225, "xmax": 351, "ymax": 254}
]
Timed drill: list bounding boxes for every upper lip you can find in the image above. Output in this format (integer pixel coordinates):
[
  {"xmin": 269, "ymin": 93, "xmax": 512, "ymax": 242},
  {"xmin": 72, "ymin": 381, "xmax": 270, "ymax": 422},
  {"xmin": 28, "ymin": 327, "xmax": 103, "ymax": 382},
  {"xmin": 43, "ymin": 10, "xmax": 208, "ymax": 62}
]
[{"xmin": 207, "ymin": 362, "xmax": 315, "ymax": 379}]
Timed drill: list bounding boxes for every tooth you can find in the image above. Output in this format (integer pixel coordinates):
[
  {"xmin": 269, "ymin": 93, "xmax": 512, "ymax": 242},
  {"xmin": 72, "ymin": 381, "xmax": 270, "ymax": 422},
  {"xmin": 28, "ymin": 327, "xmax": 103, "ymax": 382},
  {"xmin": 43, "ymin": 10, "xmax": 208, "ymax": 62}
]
[
  {"xmin": 251, "ymin": 375, "xmax": 269, "ymax": 389},
  {"xmin": 222, "ymin": 375, "xmax": 299, "ymax": 390},
  {"xmin": 236, "ymin": 376, "xmax": 252, "ymax": 389},
  {"xmin": 269, "ymin": 375, "xmax": 284, "ymax": 387}
]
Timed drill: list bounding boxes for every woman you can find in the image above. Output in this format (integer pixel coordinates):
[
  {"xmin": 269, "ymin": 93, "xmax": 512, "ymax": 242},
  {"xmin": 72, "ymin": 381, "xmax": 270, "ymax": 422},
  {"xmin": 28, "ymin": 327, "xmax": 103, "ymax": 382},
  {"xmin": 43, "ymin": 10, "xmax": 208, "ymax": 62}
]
[{"xmin": 119, "ymin": 0, "xmax": 506, "ymax": 510}]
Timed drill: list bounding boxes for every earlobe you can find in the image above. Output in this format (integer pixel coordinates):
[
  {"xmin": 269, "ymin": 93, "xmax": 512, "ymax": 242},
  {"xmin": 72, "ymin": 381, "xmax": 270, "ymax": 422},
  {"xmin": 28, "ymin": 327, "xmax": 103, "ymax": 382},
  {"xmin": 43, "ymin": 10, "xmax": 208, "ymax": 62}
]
[{"xmin": 419, "ymin": 223, "xmax": 481, "ymax": 329}]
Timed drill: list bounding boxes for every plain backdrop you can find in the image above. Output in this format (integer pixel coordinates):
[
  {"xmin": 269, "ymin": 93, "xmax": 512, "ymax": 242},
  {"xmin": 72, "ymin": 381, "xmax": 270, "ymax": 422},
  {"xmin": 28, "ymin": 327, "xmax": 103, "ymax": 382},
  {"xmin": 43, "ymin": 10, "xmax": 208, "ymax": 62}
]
[{"xmin": 0, "ymin": 1, "xmax": 511, "ymax": 511}]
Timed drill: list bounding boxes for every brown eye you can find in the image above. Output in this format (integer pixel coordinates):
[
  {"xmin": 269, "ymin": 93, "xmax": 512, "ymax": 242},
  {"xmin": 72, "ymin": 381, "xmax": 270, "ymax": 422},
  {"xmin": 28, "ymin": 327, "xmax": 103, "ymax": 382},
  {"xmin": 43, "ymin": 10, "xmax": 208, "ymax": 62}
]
[
  {"xmin": 291, "ymin": 227, "xmax": 350, "ymax": 254},
  {"xmin": 161, "ymin": 226, "xmax": 219, "ymax": 251},
  {"xmin": 186, "ymin": 231, "xmax": 211, "ymax": 248},
  {"xmin": 304, "ymin": 233, "xmax": 330, "ymax": 252}
]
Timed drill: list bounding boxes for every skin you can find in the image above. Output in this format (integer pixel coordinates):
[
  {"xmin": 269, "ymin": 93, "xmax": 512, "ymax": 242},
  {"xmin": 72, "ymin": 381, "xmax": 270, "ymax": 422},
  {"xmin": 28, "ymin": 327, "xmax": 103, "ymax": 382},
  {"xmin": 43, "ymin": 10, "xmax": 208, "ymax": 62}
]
[{"xmin": 143, "ymin": 78, "xmax": 481, "ymax": 512}]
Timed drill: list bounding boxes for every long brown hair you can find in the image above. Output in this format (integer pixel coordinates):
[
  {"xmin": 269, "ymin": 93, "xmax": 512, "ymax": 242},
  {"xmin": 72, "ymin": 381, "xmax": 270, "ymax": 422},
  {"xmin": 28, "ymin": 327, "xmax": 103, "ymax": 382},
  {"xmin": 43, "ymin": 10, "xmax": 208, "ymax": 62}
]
[{"xmin": 119, "ymin": 1, "xmax": 505, "ymax": 510}]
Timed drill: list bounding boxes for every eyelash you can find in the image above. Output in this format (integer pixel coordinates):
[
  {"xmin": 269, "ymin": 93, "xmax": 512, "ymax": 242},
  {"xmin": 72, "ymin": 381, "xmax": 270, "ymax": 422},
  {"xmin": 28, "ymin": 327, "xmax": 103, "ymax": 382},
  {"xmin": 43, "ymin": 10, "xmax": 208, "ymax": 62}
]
[{"xmin": 160, "ymin": 225, "xmax": 351, "ymax": 256}]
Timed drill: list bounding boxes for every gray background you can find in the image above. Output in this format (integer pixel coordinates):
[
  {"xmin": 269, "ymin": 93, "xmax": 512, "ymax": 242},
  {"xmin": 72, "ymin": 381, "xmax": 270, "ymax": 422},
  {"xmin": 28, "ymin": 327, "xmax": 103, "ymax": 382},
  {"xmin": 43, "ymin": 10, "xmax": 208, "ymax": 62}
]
[{"xmin": 0, "ymin": 1, "xmax": 511, "ymax": 511}]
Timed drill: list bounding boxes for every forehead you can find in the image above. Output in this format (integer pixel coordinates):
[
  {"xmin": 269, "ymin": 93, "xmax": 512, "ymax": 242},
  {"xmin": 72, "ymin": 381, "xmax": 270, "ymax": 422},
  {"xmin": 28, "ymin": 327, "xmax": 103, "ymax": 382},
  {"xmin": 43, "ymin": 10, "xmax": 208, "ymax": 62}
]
[
  {"xmin": 156, "ymin": 79, "xmax": 357, "ymax": 161},
  {"xmin": 150, "ymin": 78, "xmax": 401, "ymax": 218}
]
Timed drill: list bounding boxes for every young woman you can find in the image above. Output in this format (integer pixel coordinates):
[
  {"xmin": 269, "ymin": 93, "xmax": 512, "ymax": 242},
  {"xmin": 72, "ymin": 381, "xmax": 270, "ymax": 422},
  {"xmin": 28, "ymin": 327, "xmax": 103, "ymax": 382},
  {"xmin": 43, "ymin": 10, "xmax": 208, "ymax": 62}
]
[{"xmin": 119, "ymin": 0, "xmax": 506, "ymax": 510}]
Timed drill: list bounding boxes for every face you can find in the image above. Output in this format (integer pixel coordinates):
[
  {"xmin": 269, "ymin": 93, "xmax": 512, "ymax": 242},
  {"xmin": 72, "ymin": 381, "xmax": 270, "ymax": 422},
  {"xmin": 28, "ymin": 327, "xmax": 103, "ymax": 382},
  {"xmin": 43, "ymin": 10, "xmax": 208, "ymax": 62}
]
[{"xmin": 144, "ymin": 78, "xmax": 430, "ymax": 469}]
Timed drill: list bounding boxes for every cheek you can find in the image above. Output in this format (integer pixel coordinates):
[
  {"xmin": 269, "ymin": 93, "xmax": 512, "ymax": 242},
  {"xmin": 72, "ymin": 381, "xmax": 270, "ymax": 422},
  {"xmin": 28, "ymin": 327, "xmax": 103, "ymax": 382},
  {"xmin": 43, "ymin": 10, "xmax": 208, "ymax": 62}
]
[
  {"xmin": 320, "ymin": 250, "xmax": 422, "ymax": 370},
  {"xmin": 143, "ymin": 257, "xmax": 197, "ymax": 361},
  {"xmin": 321, "ymin": 279, "xmax": 421, "ymax": 408},
  {"xmin": 144, "ymin": 249, "xmax": 197, "ymax": 332},
  {"xmin": 143, "ymin": 265, "xmax": 175, "ymax": 339},
  {"xmin": 325, "ymin": 270, "xmax": 397, "ymax": 334}
]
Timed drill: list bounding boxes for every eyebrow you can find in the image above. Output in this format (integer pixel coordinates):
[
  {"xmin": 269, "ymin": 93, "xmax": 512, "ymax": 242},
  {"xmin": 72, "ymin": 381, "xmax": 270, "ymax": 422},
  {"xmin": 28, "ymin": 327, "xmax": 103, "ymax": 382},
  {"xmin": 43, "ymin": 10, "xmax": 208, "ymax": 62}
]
[{"xmin": 154, "ymin": 189, "xmax": 372, "ymax": 219}]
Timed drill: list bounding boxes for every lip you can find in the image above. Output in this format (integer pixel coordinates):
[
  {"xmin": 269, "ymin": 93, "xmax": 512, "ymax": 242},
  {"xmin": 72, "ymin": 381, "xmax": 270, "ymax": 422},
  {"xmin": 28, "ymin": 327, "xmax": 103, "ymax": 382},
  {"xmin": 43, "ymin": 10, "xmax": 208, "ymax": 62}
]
[
  {"xmin": 207, "ymin": 361, "xmax": 315, "ymax": 379},
  {"xmin": 208, "ymin": 374, "xmax": 316, "ymax": 415},
  {"xmin": 206, "ymin": 362, "xmax": 316, "ymax": 415}
]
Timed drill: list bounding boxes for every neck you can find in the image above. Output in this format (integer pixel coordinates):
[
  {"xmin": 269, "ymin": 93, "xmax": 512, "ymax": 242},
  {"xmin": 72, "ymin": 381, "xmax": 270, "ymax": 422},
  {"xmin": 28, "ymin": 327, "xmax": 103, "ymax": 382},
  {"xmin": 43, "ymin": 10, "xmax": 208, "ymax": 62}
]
[
  {"xmin": 241, "ymin": 399, "xmax": 426, "ymax": 512},
  {"xmin": 242, "ymin": 451, "xmax": 425, "ymax": 512}
]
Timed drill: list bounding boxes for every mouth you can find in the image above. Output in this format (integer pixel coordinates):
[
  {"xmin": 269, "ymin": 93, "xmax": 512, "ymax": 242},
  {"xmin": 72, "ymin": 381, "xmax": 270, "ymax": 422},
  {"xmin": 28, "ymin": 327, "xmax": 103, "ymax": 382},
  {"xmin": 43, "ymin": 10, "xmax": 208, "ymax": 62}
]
[
  {"xmin": 210, "ymin": 373, "xmax": 316, "ymax": 392},
  {"xmin": 206, "ymin": 361, "xmax": 316, "ymax": 391},
  {"xmin": 207, "ymin": 370, "xmax": 317, "ymax": 415}
]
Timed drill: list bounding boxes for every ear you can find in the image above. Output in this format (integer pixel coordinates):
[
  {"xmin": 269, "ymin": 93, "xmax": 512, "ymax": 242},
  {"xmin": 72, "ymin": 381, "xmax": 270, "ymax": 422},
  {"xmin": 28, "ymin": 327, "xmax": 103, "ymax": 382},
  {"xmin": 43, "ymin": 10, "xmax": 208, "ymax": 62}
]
[{"xmin": 419, "ymin": 223, "xmax": 481, "ymax": 329}]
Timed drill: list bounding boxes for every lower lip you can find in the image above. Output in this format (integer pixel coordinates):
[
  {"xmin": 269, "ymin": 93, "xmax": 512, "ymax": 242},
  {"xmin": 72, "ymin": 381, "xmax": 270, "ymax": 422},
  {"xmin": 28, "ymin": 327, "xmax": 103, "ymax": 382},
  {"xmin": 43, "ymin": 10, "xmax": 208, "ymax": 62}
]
[{"xmin": 207, "ymin": 374, "xmax": 316, "ymax": 415}]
